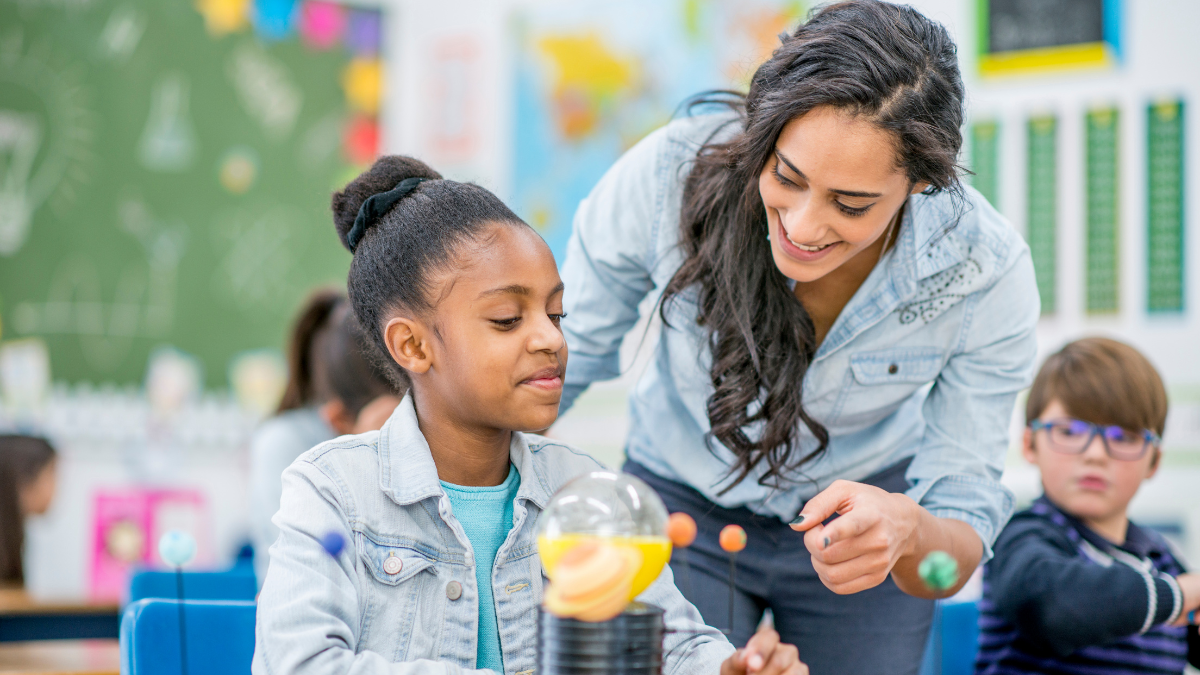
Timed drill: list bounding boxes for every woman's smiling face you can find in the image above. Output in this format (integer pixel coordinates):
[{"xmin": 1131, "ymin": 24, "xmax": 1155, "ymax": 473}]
[{"xmin": 759, "ymin": 105, "xmax": 925, "ymax": 283}]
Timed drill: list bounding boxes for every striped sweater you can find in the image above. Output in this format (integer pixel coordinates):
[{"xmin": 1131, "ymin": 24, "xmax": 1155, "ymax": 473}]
[{"xmin": 976, "ymin": 496, "xmax": 1199, "ymax": 674}]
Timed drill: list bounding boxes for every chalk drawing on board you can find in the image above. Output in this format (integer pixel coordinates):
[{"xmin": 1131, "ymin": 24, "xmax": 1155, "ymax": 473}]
[
  {"xmin": 0, "ymin": 112, "xmax": 41, "ymax": 255},
  {"xmin": 296, "ymin": 111, "xmax": 342, "ymax": 173},
  {"xmin": 0, "ymin": 33, "xmax": 95, "ymax": 254},
  {"xmin": 98, "ymin": 4, "xmax": 146, "ymax": 62},
  {"xmin": 227, "ymin": 41, "xmax": 302, "ymax": 140},
  {"xmin": 11, "ymin": 197, "xmax": 186, "ymax": 371},
  {"xmin": 116, "ymin": 196, "xmax": 187, "ymax": 335},
  {"xmin": 210, "ymin": 203, "xmax": 306, "ymax": 310},
  {"xmin": 137, "ymin": 73, "xmax": 198, "ymax": 172}
]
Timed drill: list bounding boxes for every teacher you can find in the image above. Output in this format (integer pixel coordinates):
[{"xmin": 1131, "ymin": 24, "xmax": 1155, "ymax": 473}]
[{"xmin": 557, "ymin": 2, "xmax": 1040, "ymax": 673}]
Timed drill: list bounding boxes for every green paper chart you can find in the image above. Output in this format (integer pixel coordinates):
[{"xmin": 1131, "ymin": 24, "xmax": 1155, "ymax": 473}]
[
  {"xmin": 1085, "ymin": 107, "xmax": 1120, "ymax": 314},
  {"xmin": 970, "ymin": 120, "xmax": 1000, "ymax": 209},
  {"xmin": 1027, "ymin": 115, "xmax": 1057, "ymax": 315},
  {"xmin": 1147, "ymin": 100, "xmax": 1185, "ymax": 313},
  {"xmin": 0, "ymin": 0, "xmax": 383, "ymax": 387}
]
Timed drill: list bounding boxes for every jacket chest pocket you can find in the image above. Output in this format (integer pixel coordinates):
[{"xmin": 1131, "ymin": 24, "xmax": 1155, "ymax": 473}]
[
  {"xmin": 358, "ymin": 537, "xmax": 439, "ymax": 659},
  {"xmin": 835, "ymin": 348, "xmax": 946, "ymax": 428}
]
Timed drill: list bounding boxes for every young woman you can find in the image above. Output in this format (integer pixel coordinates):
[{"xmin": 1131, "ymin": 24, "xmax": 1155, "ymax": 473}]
[
  {"xmin": 0, "ymin": 435, "xmax": 58, "ymax": 586},
  {"xmin": 253, "ymin": 156, "xmax": 806, "ymax": 675},
  {"xmin": 558, "ymin": 1, "xmax": 1040, "ymax": 672},
  {"xmin": 249, "ymin": 290, "xmax": 402, "ymax": 580}
]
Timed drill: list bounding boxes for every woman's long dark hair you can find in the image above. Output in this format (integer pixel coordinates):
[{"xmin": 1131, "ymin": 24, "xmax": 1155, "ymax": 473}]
[
  {"xmin": 662, "ymin": 0, "xmax": 966, "ymax": 492},
  {"xmin": 0, "ymin": 435, "xmax": 57, "ymax": 585}
]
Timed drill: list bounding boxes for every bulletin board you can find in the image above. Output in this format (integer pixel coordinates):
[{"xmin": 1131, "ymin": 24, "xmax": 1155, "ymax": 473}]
[
  {"xmin": 976, "ymin": 0, "xmax": 1121, "ymax": 77},
  {"xmin": 0, "ymin": 0, "xmax": 384, "ymax": 388}
]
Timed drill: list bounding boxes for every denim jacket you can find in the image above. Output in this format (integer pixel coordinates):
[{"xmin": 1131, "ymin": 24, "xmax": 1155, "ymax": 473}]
[
  {"xmin": 252, "ymin": 394, "xmax": 733, "ymax": 675},
  {"xmin": 559, "ymin": 112, "xmax": 1041, "ymax": 560}
]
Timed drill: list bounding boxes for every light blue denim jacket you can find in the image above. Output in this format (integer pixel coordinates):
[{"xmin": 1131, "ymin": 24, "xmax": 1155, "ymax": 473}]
[
  {"xmin": 252, "ymin": 394, "xmax": 733, "ymax": 675},
  {"xmin": 559, "ymin": 113, "xmax": 1041, "ymax": 560}
]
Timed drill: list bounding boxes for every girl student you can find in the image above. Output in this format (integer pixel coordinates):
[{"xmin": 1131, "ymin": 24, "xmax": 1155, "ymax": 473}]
[
  {"xmin": 558, "ymin": 1, "xmax": 1040, "ymax": 672},
  {"xmin": 0, "ymin": 435, "xmax": 58, "ymax": 587},
  {"xmin": 252, "ymin": 156, "xmax": 807, "ymax": 675}
]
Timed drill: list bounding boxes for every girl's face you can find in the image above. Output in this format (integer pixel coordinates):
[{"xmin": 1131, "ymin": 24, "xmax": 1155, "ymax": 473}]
[
  {"xmin": 759, "ymin": 105, "xmax": 926, "ymax": 283},
  {"xmin": 385, "ymin": 223, "xmax": 567, "ymax": 433},
  {"xmin": 20, "ymin": 458, "xmax": 57, "ymax": 516}
]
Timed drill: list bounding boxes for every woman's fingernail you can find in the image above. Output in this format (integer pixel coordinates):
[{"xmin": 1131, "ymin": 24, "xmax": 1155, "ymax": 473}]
[
  {"xmin": 748, "ymin": 654, "xmax": 764, "ymax": 670},
  {"xmin": 823, "ymin": 536, "xmax": 830, "ymax": 548},
  {"xmin": 790, "ymin": 514, "xmax": 805, "ymax": 526}
]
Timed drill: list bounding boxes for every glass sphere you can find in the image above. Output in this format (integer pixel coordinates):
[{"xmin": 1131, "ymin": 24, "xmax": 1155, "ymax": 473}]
[{"xmin": 538, "ymin": 471, "xmax": 671, "ymax": 600}]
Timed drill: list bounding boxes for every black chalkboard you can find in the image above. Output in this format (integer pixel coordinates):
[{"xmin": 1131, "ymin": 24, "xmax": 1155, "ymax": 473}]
[{"xmin": 987, "ymin": 0, "xmax": 1104, "ymax": 53}]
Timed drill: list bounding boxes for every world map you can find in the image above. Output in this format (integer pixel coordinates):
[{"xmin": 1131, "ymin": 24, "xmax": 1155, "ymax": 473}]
[{"xmin": 513, "ymin": 0, "xmax": 806, "ymax": 261}]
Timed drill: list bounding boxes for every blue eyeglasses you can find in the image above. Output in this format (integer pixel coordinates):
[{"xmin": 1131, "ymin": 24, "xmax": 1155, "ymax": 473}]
[{"xmin": 1029, "ymin": 418, "xmax": 1161, "ymax": 461}]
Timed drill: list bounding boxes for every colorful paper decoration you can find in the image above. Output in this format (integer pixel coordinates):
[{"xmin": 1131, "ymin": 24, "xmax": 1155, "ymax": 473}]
[
  {"xmin": 300, "ymin": 1, "xmax": 345, "ymax": 50},
  {"xmin": 342, "ymin": 57, "xmax": 383, "ymax": 115},
  {"xmin": 343, "ymin": 115, "xmax": 379, "ymax": 165},
  {"xmin": 1085, "ymin": 107, "xmax": 1119, "ymax": 314},
  {"xmin": 253, "ymin": 0, "xmax": 297, "ymax": 41},
  {"xmin": 344, "ymin": 9, "xmax": 381, "ymax": 56},
  {"xmin": 1147, "ymin": 100, "xmax": 1185, "ymax": 313},
  {"xmin": 195, "ymin": 0, "xmax": 251, "ymax": 37}
]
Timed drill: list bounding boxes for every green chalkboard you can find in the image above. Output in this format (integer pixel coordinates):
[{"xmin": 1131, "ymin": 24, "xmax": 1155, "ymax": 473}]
[{"xmin": 0, "ymin": 0, "xmax": 382, "ymax": 388}]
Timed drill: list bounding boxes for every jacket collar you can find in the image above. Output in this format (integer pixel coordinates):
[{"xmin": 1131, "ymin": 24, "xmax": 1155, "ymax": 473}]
[
  {"xmin": 891, "ymin": 192, "xmax": 971, "ymax": 290},
  {"xmin": 377, "ymin": 393, "xmax": 553, "ymax": 509}
]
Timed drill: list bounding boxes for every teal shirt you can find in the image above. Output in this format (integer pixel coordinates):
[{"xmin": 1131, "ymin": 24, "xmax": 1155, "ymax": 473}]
[{"xmin": 441, "ymin": 465, "xmax": 519, "ymax": 673}]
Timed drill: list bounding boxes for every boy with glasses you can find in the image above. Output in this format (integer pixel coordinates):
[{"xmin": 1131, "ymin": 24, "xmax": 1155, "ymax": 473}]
[{"xmin": 976, "ymin": 337, "xmax": 1199, "ymax": 674}]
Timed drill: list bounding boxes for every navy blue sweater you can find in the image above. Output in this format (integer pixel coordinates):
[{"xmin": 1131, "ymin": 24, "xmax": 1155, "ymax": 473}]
[{"xmin": 976, "ymin": 496, "xmax": 1199, "ymax": 674}]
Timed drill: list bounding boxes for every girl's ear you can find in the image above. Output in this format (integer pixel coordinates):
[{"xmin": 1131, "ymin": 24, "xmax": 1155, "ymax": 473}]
[
  {"xmin": 910, "ymin": 181, "xmax": 930, "ymax": 195},
  {"xmin": 384, "ymin": 316, "xmax": 432, "ymax": 375},
  {"xmin": 319, "ymin": 399, "xmax": 357, "ymax": 435}
]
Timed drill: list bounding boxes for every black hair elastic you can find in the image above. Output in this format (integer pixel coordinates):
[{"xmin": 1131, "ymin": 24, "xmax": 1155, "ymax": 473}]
[{"xmin": 345, "ymin": 176, "xmax": 427, "ymax": 252}]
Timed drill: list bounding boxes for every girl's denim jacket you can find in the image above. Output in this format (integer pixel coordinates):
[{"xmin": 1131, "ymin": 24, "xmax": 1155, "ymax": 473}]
[{"xmin": 253, "ymin": 394, "xmax": 733, "ymax": 675}]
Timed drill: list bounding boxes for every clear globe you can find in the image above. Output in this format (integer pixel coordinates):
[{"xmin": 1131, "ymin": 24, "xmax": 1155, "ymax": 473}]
[{"xmin": 538, "ymin": 471, "xmax": 671, "ymax": 600}]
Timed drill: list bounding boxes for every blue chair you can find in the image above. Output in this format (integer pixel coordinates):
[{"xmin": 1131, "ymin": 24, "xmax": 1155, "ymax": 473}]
[
  {"xmin": 918, "ymin": 600, "xmax": 980, "ymax": 675},
  {"xmin": 120, "ymin": 599, "xmax": 256, "ymax": 675},
  {"xmin": 128, "ymin": 568, "xmax": 258, "ymax": 604}
]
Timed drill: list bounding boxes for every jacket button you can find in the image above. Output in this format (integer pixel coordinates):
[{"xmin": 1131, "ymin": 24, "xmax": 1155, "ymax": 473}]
[
  {"xmin": 383, "ymin": 554, "xmax": 403, "ymax": 575},
  {"xmin": 887, "ymin": 363, "xmax": 899, "ymax": 375},
  {"xmin": 446, "ymin": 581, "xmax": 463, "ymax": 600}
]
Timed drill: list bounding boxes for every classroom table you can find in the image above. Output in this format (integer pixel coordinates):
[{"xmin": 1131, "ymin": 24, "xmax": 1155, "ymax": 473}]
[
  {"xmin": 0, "ymin": 591, "xmax": 120, "ymax": 642},
  {"xmin": 0, "ymin": 639, "xmax": 120, "ymax": 674}
]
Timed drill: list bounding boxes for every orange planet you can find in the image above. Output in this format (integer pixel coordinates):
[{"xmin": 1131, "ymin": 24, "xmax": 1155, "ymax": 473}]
[
  {"xmin": 666, "ymin": 513, "xmax": 697, "ymax": 548},
  {"xmin": 719, "ymin": 524, "xmax": 747, "ymax": 553}
]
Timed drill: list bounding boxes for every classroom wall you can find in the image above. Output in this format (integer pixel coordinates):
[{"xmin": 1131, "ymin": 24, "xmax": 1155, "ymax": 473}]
[
  {"xmin": 384, "ymin": 0, "xmax": 1200, "ymax": 559},
  {"xmin": 12, "ymin": 0, "xmax": 1200, "ymax": 596}
]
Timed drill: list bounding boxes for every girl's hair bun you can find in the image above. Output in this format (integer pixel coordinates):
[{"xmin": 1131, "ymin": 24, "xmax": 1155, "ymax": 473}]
[{"xmin": 331, "ymin": 156, "xmax": 443, "ymax": 249}]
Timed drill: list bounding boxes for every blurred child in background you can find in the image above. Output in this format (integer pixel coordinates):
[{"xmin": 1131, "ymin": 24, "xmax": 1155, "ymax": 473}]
[
  {"xmin": 249, "ymin": 290, "xmax": 404, "ymax": 581},
  {"xmin": 977, "ymin": 337, "xmax": 1199, "ymax": 674},
  {"xmin": 0, "ymin": 435, "xmax": 58, "ymax": 587}
]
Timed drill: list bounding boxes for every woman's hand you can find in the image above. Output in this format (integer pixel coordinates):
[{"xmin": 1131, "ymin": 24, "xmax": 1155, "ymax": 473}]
[
  {"xmin": 719, "ymin": 628, "xmax": 807, "ymax": 675},
  {"xmin": 790, "ymin": 480, "xmax": 982, "ymax": 598}
]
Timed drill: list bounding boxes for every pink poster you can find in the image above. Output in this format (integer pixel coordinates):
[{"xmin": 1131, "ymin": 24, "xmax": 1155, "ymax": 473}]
[{"xmin": 89, "ymin": 488, "xmax": 211, "ymax": 601}]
